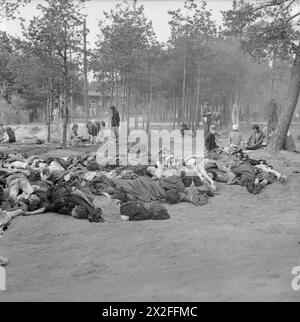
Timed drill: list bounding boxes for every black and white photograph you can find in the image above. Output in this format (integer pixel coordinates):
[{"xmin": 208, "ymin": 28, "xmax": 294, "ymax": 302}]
[{"xmin": 0, "ymin": 0, "xmax": 300, "ymax": 303}]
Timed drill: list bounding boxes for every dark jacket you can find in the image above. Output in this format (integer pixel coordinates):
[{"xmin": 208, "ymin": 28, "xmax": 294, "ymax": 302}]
[
  {"xmin": 205, "ymin": 132, "xmax": 219, "ymax": 152},
  {"xmin": 6, "ymin": 128, "xmax": 16, "ymax": 143},
  {"xmin": 111, "ymin": 111, "xmax": 120, "ymax": 127},
  {"xmin": 247, "ymin": 131, "xmax": 264, "ymax": 148}
]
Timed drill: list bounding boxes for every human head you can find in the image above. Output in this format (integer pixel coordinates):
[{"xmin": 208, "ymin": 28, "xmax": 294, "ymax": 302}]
[
  {"xmin": 165, "ymin": 190, "xmax": 180, "ymax": 204},
  {"xmin": 246, "ymin": 181, "xmax": 263, "ymax": 194},
  {"xmin": 101, "ymin": 121, "xmax": 106, "ymax": 128},
  {"xmin": 232, "ymin": 124, "xmax": 239, "ymax": 131},
  {"xmin": 110, "ymin": 106, "xmax": 116, "ymax": 113},
  {"xmin": 181, "ymin": 176, "xmax": 193, "ymax": 187},
  {"xmin": 210, "ymin": 124, "xmax": 217, "ymax": 134},
  {"xmin": 28, "ymin": 194, "xmax": 41, "ymax": 211},
  {"xmin": 252, "ymin": 124, "xmax": 260, "ymax": 132}
]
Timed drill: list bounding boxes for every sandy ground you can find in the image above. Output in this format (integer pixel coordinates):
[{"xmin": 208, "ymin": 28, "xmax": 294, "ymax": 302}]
[{"xmin": 0, "ymin": 129, "xmax": 300, "ymax": 302}]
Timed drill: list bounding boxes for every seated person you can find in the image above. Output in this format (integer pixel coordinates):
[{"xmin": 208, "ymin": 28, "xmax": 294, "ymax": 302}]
[
  {"xmin": 3, "ymin": 127, "xmax": 16, "ymax": 143},
  {"xmin": 246, "ymin": 124, "xmax": 265, "ymax": 150},
  {"xmin": 70, "ymin": 124, "xmax": 83, "ymax": 147},
  {"xmin": 205, "ymin": 124, "xmax": 219, "ymax": 152},
  {"xmin": 229, "ymin": 124, "xmax": 243, "ymax": 149}
]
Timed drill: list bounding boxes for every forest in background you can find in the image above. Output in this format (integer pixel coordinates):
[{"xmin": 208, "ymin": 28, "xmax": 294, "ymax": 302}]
[{"xmin": 1, "ymin": 0, "xmax": 300, "ymax": 149}]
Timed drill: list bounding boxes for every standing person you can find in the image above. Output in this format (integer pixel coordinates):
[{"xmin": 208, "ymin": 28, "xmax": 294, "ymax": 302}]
[
  {"xmin": 3, "ymin": 127, "xmax": 16, "ymax": 143},
  {"xmin": 110, "ymin": 106, "xmax": 120, "ymax": 142},
  {"xmin": 205, "ymin": 124, "xmax": 219, "ymax": 152},
  {"xmin": 202, "ymin": 102, "xmax": 212, "ymax": 138}
]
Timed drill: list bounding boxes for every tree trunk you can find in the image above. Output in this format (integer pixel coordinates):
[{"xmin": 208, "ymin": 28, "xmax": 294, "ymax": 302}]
[
  {"xmin": 126, "ymin": 84, "xmax": 131, "ymax": 135},
  {"xmin": 114, "ymin": 67, "xmax": 118, "ymax": 107},
  {"xmin": 196, "ymin": 62, "xmax": 201, "ymax": 130},
  {"xmin": 122, "ymin": 66, "xmax": 126, "ymax": 122},
  {"xmin": 134, "ymin": 94, "xmax": 138, "ymax": 129},
  {"xmin": 147, "ymin": 85, "xmax": 153, "ymax": 134},
  {"xmin": 0, "ymin": 80, "xmax": 7, "ymax": 99},
  {"xmin": 172, "ymin": 83, "xmax": 177, "ymax": 131},
  {"xmin": 268, "ymin": 47, "xmax": 300, "ymax": 151},
  {"xmin": 146, "ymin": 62, "xmax": 152, "ymax": 134},
  {"xmin": 182, "ymin": 41, "xmax": 187, "ymax": 121},
  {"xmin": 47, "ymin": 84, "xmax": 53, "ymax": 143},
  {"xmin": 62, "ymin": 84, "xmax": 68, "ymax": 148},
  {"xmin": 110, "ymin": 69, "xmax": 114, "ymax": 107},
  {"xmin": 62, "ymin": 54, "xmax": 69, "ymax": 149},
  {"xmin": 83, "ymin": 19, "xmax": 89, "ymax": 123}
]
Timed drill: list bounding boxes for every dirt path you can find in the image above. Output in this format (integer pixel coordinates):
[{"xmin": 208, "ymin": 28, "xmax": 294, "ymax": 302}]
[{"xmin": 1, "ymin": 150, "xmax": 300, "ymax": 302}]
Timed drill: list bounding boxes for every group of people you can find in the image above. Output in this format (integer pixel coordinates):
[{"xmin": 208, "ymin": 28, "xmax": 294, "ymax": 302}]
[
  {"xmin": 206, "ymin": 122, "xmax": 298, "ymax": 154},
  {"xmin": 0, "ymin": 124, "xmax": 16, "ymax": 144},
  {"xmin": 70, "ymin": 106, "xmax": 120, "ymax": 147}
]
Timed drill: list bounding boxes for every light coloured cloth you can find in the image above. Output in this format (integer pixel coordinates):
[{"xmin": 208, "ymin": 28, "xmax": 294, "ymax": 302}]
[
  {"xmin": 48, "ymin": 161, "xmax": 65, "ymax": 172},
  {"xmin": 229, "ymin": 131, "xmax": 243, "ymax": 147},
  {"xmin": 6, "ymin": 174, "xmax": 34, "ymax": 199},
  {"xmin": 96, "ymin": 129, "xmax": 112, "ymax": 143},
  {"xmin": 93, "ymin": 195, "xmax": 121, "ymax": 222}
]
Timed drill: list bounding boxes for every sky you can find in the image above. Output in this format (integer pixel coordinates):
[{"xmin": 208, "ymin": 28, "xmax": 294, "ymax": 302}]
[{"xmin": 0, "ymin": 0, "xmax": 234, "ymax": 46}]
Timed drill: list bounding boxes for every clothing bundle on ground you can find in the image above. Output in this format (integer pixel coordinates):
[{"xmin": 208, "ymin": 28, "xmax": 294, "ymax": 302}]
[
  {"xmin": 0, "ymin": 148, "xmax": 287, "ymax": 234},
  {"xmin": 204, "ymin": 148, "xmax": 287, "ymax": 194},
  {"xmin": 0, "ymin": 152, "xmax": 212, "ymax": 228}
]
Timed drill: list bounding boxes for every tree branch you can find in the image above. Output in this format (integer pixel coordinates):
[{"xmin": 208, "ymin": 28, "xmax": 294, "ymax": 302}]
[
  {"xmin": 284, "ymin": 0, "xmax": 296, "ymax": 11},
  {"xmin": 251, "ymin": 0, "xmax": 291, "ymax": 13},
  {"xmin": 286, "ymin": 11, "xmax": 300, "ymax": 23}
]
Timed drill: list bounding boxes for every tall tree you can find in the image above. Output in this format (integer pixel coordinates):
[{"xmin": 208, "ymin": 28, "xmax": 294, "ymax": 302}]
[
  {"xmin": 168, "ymin": 0, "xmax": 217, "ymax": 125},
  {"xmin": 232, "ymin": 0, "xmax": 300, "ymax": 151},
  {"xmin": 92, "ymin": 0, "xmax": 157, "ymax": 127},
  {"xmin": 22, "ymin": 0, "xmax": 85, "ymax": 147}
]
